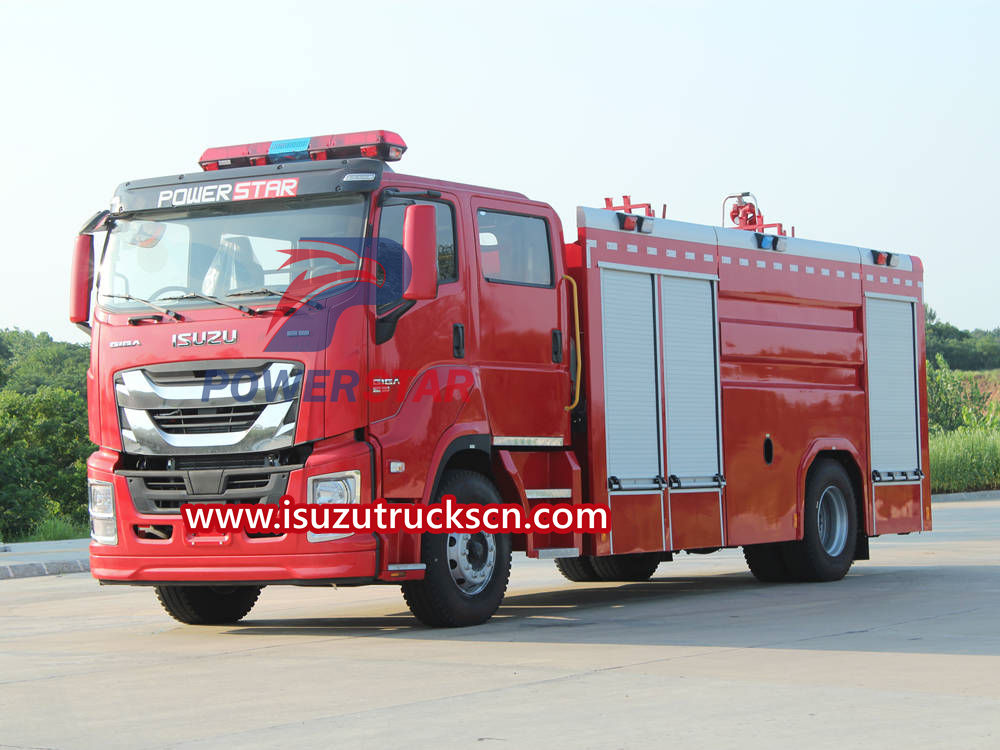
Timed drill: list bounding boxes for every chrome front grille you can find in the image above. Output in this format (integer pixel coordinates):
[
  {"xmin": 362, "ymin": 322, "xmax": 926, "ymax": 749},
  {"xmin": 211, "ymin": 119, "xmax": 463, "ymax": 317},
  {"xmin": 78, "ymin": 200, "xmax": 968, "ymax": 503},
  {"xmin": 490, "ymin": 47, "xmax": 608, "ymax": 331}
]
[
  {"xmin": 143, "ymin": 361, "xmax": 270, "ymax": 388},
  {"xmin": 149, "ymin": 404, "xmax": 266, "ymax": 434},
  {"xmin": 114, "ymin": 359, "xmax": 302, "ymax": 455}
]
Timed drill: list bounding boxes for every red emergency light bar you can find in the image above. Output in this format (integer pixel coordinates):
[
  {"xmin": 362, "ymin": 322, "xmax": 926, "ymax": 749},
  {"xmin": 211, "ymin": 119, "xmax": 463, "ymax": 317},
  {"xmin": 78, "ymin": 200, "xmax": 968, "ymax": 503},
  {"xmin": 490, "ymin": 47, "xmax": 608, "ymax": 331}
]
[{"xmin": 198, "ymin": 130, "xmax": 407, "ymax": 171}]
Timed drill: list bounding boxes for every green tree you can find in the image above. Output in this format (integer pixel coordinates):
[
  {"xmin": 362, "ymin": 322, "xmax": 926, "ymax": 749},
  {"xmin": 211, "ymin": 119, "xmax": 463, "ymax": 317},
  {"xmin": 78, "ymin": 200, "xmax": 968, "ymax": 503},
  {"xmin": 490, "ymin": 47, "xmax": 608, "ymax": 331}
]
[
  {"xmin": 0, "ymin": 329, "xmax": 89, "ymax": 397},
  {"xmin": 0, "ymin": 386, "xmax": 91, "ymax": 540},
  {"xmin": 924, "ymin": 306, "xmax": 1000, "ymax": 371},
  {"xmin": 0, "ymin": 336, "xmax": 9, "ymax": 389},
  {"xmin": 926, "ymin": 353, "xmax": 991, "ymax": 432}
]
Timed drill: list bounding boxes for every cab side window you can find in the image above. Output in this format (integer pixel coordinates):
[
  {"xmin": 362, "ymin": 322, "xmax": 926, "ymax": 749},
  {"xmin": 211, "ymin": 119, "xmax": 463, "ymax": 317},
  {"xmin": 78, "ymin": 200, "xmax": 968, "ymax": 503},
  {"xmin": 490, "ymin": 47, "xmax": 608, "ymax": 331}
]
[
  {"xmin": 476, "ymin": 210, "xmax": 552, "ymax": 287},
  {"xmin": 376, "ymin": 200, "xmax": 457, "ymax": 309}
]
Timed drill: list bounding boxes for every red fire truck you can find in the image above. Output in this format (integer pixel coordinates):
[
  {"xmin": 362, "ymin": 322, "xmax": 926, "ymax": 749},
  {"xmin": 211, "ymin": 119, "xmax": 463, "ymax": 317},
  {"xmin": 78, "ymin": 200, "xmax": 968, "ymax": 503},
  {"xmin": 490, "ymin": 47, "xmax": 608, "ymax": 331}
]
[{"xmin": 70, "ymin": 130, "xmax": 930, "ymax": 627}]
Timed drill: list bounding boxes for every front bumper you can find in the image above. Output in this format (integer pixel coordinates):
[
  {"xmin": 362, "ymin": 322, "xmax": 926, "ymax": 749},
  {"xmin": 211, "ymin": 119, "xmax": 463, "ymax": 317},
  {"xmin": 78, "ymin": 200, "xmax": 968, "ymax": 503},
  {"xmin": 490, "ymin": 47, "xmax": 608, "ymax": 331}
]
[
  {"xmin": 91, "ymin": 550, "xmax": 375, "ymax": 585},
  {"xmin": 87, "ymin": 437, "xmax": 380, "ymax": 584}
]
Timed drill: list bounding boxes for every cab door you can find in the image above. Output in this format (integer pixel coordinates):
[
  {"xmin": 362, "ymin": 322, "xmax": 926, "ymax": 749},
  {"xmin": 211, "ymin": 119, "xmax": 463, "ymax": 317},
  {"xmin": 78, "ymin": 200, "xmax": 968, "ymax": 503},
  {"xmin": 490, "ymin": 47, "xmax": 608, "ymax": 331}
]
[
  {"xmin": 368, "ymin": 191, "xmax": 469, "ymax": 498},
  {"xmin": 472, "ymin": 199, "xmax": 569, "ymax": 441}
]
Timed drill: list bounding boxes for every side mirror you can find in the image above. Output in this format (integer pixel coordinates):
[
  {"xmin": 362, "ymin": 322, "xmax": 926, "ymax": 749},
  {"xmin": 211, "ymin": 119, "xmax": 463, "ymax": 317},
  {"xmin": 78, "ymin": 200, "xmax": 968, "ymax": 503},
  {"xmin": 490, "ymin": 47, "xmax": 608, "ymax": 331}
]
[
  {"xmin": 70, "ymin": 233, "xmax": 94, "ymax": 325},
  {"xmin": 402, "ymin": 204, "xmax": 437, "ymax": 301}
]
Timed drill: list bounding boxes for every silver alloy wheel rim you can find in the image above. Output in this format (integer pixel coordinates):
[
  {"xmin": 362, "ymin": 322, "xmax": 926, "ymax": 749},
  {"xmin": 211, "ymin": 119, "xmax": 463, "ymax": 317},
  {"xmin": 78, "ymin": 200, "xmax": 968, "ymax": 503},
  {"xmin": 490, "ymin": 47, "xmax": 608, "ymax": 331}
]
[
  {"xmin": 816, "ymin": 485, "xmax": 849, "ymax": 557},
  {"xmin": 447, "ymin": 531, "xmax": 496, "ymax": 595}
]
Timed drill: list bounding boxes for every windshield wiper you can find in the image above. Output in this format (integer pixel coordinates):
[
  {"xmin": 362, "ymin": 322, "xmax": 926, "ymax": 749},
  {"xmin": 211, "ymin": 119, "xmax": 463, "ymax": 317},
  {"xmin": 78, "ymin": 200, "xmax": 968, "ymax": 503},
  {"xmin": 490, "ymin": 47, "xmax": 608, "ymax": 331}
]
[
  {"xmin": 101, "ymin": 294, "xmax": 182, "ymax": 320},
  {"xmin": 227, "ymin": 288, "xmax": 323, "ymax": 310},
  {"xmin": 159, "ymin": 292, "xmax": 258, "ymax": 315}
]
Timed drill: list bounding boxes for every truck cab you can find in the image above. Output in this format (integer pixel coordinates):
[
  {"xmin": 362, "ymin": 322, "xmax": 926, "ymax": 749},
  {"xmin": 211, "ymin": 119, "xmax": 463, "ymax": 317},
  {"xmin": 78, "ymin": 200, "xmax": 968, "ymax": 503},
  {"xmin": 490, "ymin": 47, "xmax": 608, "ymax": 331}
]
[{"xmin": 73, "ymin": 131, "xmax": 576, "ymax": 626}]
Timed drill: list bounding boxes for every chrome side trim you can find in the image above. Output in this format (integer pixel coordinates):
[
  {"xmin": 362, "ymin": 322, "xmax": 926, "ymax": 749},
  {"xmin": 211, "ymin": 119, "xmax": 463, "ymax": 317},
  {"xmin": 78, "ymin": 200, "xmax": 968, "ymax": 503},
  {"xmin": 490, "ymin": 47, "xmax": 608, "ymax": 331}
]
[
  {"xmin": 524, "ymin": 489, "xmax": 572, "ymax": 499},
  {"xmin": 387, "ymin": 563, "xmax": 426, "ymax": 571},
  {"xmin": 492, "ymin": 436, "xmax": 565, "ymax": 447},
  {"xmin": 538, "ymin": 548, "xmax": 581, "ymax": 559}
]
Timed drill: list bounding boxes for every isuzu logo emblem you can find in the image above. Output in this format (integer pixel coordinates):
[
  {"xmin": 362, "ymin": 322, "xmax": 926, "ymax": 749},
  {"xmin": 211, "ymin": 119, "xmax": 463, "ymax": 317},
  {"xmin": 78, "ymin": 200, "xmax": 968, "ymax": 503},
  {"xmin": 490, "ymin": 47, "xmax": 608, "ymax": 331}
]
[{"xmin": 171, "ymin": 330, "xmax": 238, "ymax": 347}]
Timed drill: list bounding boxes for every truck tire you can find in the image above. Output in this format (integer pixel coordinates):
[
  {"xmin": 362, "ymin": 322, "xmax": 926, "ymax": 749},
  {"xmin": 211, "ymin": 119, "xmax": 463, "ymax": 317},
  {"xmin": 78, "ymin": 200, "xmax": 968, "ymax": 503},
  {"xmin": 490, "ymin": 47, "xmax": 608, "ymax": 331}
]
[
  {"xmin": 554, "ymin": 556, "xmax": 601, "ymax": 582},
  {"xmin": 401, "ymin": 470, "xmax": 512, "ymax": 627},
  {"xmin": 155, "ymin": 585, "xmax": 262, "ymax": 625},
  {"xmin": 589, "ymin": 553, "xmax": 660, "ymax": 581},
  {"xmin": 743, "ymin": 543, "xmax": 793, "ymax": 582},
  {"xmin": 781, "ymin": 459, "xmax": 858, "ymax": 582}
]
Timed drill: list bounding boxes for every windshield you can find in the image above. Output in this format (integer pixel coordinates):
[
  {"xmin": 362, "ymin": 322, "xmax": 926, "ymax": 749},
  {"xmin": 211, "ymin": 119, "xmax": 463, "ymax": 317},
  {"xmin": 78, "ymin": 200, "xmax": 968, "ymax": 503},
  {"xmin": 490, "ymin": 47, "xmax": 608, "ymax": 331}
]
[{"xmin": 97, "ymin": 196, "xmax": 368, "ymax": 311}]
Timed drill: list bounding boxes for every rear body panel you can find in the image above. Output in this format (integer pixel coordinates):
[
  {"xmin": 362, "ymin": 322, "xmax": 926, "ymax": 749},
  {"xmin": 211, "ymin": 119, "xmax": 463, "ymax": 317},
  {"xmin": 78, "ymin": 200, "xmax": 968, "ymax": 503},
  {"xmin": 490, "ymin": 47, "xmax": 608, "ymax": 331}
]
[{"xmin": 569, "ymin": 206, "xmax": 930, "ymax": 556}]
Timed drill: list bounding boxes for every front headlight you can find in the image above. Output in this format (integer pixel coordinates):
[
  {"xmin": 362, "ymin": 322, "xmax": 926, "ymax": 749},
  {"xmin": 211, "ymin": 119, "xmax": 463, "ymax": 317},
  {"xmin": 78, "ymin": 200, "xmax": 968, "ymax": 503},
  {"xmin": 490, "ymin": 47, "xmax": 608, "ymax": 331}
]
[
  {"xmin": 88, "ymin": 480, "xmax": 117, "ymax": 545},
  {"xmin": 311, "ymin": 475, "xmax": 358, "ymax": 505},
  {"xmin": 307, "ymin": 471, "xmax": 360, "ymax": 542}
]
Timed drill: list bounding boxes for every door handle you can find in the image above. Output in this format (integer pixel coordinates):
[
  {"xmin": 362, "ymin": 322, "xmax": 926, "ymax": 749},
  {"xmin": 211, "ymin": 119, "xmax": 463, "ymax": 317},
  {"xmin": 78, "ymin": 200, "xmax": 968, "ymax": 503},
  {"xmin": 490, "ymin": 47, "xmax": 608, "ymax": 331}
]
[
  {"xmin": 552, "ymin": 329, "xmax": 563, "ymax": 363},
  {"xmin": 453, "ymin": 323, "xmax": 465, "ymax": 358}
]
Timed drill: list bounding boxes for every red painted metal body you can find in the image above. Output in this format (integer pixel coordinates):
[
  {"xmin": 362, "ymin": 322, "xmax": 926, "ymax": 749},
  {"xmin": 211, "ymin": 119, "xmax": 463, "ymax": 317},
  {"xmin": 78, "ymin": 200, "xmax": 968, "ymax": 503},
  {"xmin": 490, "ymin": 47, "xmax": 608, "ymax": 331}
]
[
  {"xmin": 82, "ymin": 150, "xmax": 930, "ymax": 587},
  {"xmin": 565, "ymin": 209, "xmax": 930, "ymax": 557}
]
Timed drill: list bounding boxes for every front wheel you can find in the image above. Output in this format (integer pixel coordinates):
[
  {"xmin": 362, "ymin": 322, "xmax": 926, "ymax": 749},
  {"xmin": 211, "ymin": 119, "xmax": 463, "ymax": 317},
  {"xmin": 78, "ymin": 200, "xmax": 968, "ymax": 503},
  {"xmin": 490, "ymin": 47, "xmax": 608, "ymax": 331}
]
[
  {"xmin": 155, "ymin": 585, "xmax": 262, "ymax": 625},
  {"xmin": 781, "ymin": 460, "xmax": 858, "ymax": 582},
  {"xmin": 401, "ymin": 470, "xmax": 512, "ymax": 627}
]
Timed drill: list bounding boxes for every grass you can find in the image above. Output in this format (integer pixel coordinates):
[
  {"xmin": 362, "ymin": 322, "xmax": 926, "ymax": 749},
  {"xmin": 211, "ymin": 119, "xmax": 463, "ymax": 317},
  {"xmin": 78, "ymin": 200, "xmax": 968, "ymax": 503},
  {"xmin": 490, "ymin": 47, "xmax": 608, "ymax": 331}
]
[
  {"xmin": 929, "ymin": 428, "xmax": 1000, "ymax": 494},
  {"xmin": 11, "ymin": 516, "xmax": 89, "ymax": 543}
]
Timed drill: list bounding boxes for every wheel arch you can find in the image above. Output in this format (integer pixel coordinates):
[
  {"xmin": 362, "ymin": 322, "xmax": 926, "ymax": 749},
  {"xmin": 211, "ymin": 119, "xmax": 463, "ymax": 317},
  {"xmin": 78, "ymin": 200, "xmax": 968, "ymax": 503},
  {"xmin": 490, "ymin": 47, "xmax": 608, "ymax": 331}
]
[
  {"xmin": 424, "ymin": 433, "xmax": 534, "ymax": 553},
  {"xmin": 424, "ymin": 433, "xmax": 493, "ymax": 504},
  {"xmin": 801, "ymin": 442, "xmax": 870, "ymax": 561}
]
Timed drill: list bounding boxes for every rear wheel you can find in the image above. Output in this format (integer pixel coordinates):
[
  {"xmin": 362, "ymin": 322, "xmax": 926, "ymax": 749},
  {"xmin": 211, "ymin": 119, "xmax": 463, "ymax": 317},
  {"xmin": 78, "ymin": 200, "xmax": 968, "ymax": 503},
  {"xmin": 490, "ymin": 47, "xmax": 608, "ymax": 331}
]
[
  {"xmin": 555, "ymin": 556, "xmax": 601, "ymax": 582},
  {"xmin": 401, "ymin": 470, "xmax": 512, "ymax": 627},
  {"xmin": 155, "ymin": 585, "xmax": 262, "ymax": 625},
  {"xmin": 589, "ymin": 553, "xmax": 660, "ymax": 582},
  {"xmin": 781, "ymin": 460, "xmax": 858, "ymax": 582},
  {"xmin": 743, "ymin": 543, "xmax": 793, "ymax": 582}
]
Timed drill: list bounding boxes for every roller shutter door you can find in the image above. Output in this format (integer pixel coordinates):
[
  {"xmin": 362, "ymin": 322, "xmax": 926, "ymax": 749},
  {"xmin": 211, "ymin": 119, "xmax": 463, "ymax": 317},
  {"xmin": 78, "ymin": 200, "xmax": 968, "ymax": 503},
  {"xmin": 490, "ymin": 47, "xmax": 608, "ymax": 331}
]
[
  {"xmin": 601, "ymin": 269, "xmax": 661, "ymax": 488},
  {"xmin": 866, "ymin": 297, "xmax": 920, "ymax": 475},
  {"xmin": 660, "ymin": 276, "xmax": 722, "ymax": 485}
]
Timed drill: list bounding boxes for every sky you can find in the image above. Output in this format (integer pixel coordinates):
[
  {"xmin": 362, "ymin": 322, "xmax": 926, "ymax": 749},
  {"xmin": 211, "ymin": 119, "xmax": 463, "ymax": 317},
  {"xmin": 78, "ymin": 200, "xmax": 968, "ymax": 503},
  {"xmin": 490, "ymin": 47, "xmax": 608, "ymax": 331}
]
[{"xmin": 0, "ymin": 0, "xmax": 997, "ymax": 343}]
